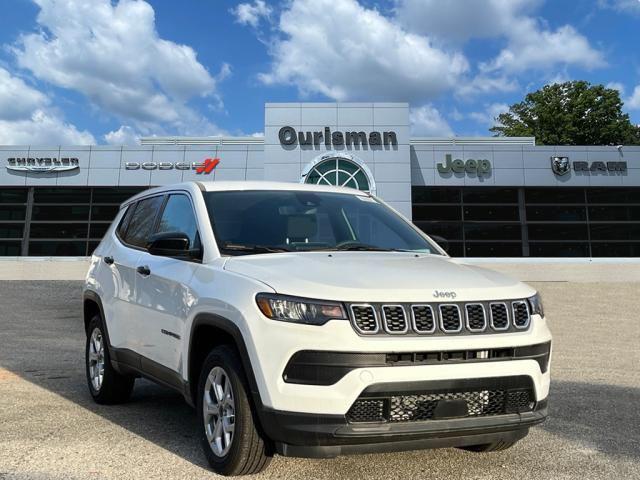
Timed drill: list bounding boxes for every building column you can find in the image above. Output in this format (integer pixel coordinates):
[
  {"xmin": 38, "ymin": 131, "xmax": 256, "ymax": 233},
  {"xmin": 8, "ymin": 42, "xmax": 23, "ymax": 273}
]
[{"xmin": 21, "ymin": 187, "xmax": 34, "ymax": 256}]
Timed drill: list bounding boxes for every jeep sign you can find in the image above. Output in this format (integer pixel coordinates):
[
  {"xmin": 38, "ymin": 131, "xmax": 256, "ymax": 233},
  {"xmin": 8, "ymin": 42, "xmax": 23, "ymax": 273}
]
[{"xmin": 437, "ymin": 154, "xmax": 492, "ymax": 176}]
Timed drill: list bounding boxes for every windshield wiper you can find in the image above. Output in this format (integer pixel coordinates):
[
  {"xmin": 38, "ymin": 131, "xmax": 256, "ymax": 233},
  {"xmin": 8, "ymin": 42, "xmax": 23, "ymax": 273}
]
[
  {"xmin": 337, "ymin": 245, "xmax": 392, "ymax": 251},
  {"xmin": 323, "ymin": 242, "xmax": 394, "ymax": 252},
  {"xmin": 221, "ymin": 243, "xmax": 291, "ymax": 254}
]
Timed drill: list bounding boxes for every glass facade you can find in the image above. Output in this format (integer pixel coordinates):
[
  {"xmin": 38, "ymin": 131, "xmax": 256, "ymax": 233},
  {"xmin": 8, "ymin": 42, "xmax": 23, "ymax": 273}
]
[
  {"xmin": 2, "ymin": 185, "xmax": 640, "ymax": 257},
  {"xmin": 0, "ymin": 187, "xmax": 146, "ymax": 256},
  {"xmin": 412, "ymin": 186, "xmax": 640, "ymax": 257}
]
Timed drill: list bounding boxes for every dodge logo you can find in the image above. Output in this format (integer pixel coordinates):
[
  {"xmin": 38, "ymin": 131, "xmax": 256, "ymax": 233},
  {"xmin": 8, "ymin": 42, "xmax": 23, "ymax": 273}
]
[{"xmin": 551, "ymin": 156, "xmax": 570, "ymax": 176}]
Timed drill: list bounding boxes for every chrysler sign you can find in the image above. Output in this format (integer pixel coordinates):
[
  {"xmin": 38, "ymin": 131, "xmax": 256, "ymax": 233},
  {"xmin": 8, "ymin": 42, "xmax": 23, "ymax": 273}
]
[{"xmin": 6, "ymin": 157, "xmax": 79, "ymax": 173}]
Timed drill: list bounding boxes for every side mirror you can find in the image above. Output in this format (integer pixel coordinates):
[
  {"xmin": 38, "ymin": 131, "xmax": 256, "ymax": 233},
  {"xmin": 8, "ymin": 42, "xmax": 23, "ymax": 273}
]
[
  {"xmin": 148, "ymin": 232, "xmax": 198, "ymax": 259},
  {"xmin": 429, "ymin": 235, "xmax": 449, "ymax": 252}
]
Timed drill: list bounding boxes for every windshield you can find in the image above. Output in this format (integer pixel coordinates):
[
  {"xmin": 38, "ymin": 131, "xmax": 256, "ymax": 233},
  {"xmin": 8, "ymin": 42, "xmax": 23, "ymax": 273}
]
[{"xmin": 203, "ymin": 190, "xmax": 441, "ymax": 255}]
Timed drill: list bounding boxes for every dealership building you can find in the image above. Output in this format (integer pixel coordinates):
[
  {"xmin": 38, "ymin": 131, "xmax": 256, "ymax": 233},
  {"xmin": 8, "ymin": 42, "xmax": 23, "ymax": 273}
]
[{"xmin": 1, "ymin": 102, "xmax": 639, "ymax": 257}]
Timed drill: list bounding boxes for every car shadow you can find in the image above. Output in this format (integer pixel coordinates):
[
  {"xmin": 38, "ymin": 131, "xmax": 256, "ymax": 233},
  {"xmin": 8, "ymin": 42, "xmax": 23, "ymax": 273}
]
[
  {"xmin": 1, "ymin": 281, "xmax": 639, "ymax": 477},
  {"xmin": 541, "ymin": 380, "xmax": 640, "ymax": 459}
]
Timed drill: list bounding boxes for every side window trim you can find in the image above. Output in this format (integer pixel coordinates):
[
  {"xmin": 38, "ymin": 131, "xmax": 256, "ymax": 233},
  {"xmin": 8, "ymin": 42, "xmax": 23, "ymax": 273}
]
[{"xmin": 152, "ymin": 194, "xmax": 171, "ymax": 236}]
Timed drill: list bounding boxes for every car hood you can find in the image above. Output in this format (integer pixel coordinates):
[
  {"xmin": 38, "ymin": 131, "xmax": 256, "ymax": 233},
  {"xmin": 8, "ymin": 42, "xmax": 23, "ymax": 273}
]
[{"xmin": 223, "ymin": 252, "xmax": 535, "ymax": 302}]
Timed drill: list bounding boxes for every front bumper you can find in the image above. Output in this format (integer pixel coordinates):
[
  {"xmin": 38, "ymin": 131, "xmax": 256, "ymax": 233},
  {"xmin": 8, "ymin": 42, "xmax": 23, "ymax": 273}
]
[
  {"xmin": 260, "ymin": 397, "xmax": 548, "ymax": 458},
  {"xmin": 247, "ymin": 315, "xmax": 552, "ymax": 414}
]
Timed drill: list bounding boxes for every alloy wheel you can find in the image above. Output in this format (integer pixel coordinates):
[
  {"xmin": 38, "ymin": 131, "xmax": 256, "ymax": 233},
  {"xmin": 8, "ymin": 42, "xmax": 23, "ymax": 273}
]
[
  {"xmin": 88, "ymin": 328, "xmax": 105, "ymax": 391},
  {"xmin": 203, "ymin": 366, "xmax": 236, "ymax": 457}
]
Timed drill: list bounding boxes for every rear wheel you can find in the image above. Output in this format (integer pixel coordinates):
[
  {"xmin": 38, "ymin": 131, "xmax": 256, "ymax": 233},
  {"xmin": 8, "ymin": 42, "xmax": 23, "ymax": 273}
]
[
  {"xmin": 85, "ymin": 315, "xmax": 134, "ymax": 404},
  {"xmin": 197, "ymin": 345, "xmax": 271, "ymax": 476}
]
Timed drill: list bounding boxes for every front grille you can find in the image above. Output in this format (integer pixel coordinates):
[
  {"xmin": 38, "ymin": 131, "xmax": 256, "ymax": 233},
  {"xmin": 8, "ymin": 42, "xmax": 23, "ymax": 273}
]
[
  {"xmin": 351, "ymin": 305, "xmax": 378, "ymax": 333},
  {"xmin": 382, "ymin": 305, "xmax": 408, "ymax": 333},
  {"xmin": 389, "ymin": 390, "xmax": 507, "ymax": 422},
  {"xmin": 465, "ymin": 303, "xmax": 486, "ymax": 332},
  {"xmin": 411, "ymin": 305, "xmax": 435, "ymax": 333},
  {"xmin": 346, "ymin": 377, "xmax": 535, "ymax": 424},
  {"xmin": 512, "ymin": 301, "xmax": 530, "ymax": 329},
  {"xmin": 439, "ymin": 305, "xmax": 462, "ymax": 333},
  {"xmin": 490, "ymin": 303, "xmax": 509, "ymax": 330},
  {"xmin": 347, "ymin": 299, "xmax": 533, "ymax": 336}
]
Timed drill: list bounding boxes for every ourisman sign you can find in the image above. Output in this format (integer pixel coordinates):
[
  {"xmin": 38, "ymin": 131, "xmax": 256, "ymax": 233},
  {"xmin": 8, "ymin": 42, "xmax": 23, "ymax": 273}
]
[{"xmin": 279, "ymin": 126, "xmax": 398, "ymax": 147}]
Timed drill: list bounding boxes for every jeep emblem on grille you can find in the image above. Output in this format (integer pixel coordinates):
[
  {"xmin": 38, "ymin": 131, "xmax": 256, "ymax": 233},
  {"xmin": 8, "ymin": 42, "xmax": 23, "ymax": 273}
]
[{"xmin": 433, "ymin": 290, "xmax": 457, "ymax": 300}]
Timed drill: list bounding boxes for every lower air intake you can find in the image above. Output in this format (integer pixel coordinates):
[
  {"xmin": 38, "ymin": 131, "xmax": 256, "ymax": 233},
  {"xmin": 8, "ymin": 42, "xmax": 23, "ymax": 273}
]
[{"xmin": 346, "ymin": 380, "xmax": 535, "ymax": 424}]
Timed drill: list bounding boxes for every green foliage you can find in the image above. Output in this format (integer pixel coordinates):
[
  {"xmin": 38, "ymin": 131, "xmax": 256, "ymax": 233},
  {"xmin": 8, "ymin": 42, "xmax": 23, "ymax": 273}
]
[{"xmin": 490, "ymin": 81, "xmax": 640, "ymax": 145}]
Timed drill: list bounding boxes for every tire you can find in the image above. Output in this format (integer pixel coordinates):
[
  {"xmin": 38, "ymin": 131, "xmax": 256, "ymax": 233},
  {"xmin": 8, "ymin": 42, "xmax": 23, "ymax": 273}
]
[
  {"xmin": 85, "ymin": 314, "xmax": 135, "ymax": 404},
  {"xmin": 197, "ymin": 345, "xmax": 271, "ymax": 476},
  {"xmin": 459, "ymin": 438, "xmax": 521, "ymax": 452}
]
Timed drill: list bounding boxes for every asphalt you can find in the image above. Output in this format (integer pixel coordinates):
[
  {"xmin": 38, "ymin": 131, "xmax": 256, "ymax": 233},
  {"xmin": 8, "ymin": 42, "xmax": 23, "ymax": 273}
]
[{"xmin": 0, "ymin": 280, "xmax": 638, "ymax": 479}]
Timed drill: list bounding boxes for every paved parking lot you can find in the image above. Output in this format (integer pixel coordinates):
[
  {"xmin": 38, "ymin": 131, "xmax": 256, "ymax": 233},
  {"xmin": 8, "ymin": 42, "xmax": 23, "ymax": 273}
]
[{"xmin": 0, "ymin": 280, "xmax": 639, "ymax": 479}]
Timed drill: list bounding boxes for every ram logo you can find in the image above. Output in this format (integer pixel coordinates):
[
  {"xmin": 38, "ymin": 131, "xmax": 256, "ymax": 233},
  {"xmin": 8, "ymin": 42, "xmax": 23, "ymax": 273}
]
[{"xmin": 551, "ymin": 156, "xmax": 571, "ymax": 176}]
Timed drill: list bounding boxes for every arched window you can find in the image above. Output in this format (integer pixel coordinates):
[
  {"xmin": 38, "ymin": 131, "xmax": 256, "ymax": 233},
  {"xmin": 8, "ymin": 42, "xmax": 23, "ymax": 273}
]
[{"xmin": 303, "ymin": 157, "xmax": 372, "ymax": 193}]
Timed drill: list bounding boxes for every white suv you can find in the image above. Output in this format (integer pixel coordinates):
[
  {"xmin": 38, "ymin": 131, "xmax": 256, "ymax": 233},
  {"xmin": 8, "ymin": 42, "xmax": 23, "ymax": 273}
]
[{"xmin": 83, "ymin": 181, "xmax": 551, "ymax": 476}]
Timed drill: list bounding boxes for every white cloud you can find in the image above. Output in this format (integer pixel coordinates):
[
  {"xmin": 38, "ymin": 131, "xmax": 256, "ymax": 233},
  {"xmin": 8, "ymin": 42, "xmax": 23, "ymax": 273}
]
[
  {"xmin": 0, "ymin": 66, "xmax": 94, "ymax": 144},
  {"xmin": 258, "ymin": 0, "xmax": 468, "ymax": 102},
  {"xmin": 13, "ymin": 0, "xmax": 224, "ymax": 135},
  {"xmin": 104, "ymin": 125, "xmax": 139, "ymax": 145},
  {"xmin": 397, "ymin": 0, "xmax": 604, "ymax": 77},
  {"xmin": 231, "ymin": 0, "xmax": 272, "ymax": 27},
  {"xmin": 0, "ymin": 110, "xmax": 95, "ymax": 144},
  {"xmin": 0, "ymin": 68, "xmax": 49, "ymax": 120},
  {"xmin": 395, "ymin": 0, "xmax": 539, "ymax": 43},
  {"xmin": 598, "ymin": 0, "xmax": 640, "ymax": 14},
  {"xmin": 547, "ymin": 69, "xmax": 571, "ymax": 85},
  {"xmin": 482, "ymin": 20, "xmax": 605, "ymax": 73},
  {"xmin": 410, "ymin": 105, "xmax": 454, "ymax": 136},
  {"xmin": 468, "ymin": 103, "xmax": 509, "ymax": 126},
  {"xmin": 456, "ymin": 74, "xmax": 519, "ymax": 97},
  {"xmin": 607, "ymin": 82, "xmax": 626, "ymax": 95},
  {"xmin": 626, "ymin": 85, "xmax": 640, "ymax": 110}
]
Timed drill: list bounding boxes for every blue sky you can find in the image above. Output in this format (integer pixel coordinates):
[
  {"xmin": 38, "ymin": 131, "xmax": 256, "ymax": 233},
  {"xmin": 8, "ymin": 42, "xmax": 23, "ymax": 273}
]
[{"xmin": 0, "ymin": 0, "xmax": 639, "ymax": 144}]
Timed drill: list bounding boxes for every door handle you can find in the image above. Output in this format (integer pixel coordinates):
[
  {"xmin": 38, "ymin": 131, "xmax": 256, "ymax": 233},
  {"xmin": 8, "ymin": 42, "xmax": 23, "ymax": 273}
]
[
  {"xmin": 136, "ymin": 265, "xmax": 151, "ymax": 276},
  {"xmin": 103, "ymin": 256, "xmax": 114, "ymax": 265}
]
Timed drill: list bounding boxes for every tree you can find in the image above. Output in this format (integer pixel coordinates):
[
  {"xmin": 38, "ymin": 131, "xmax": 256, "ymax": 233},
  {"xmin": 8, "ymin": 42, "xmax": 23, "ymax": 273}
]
[{"xmin": 490, "ymin": 81, "xmax": 640, "ymax": 145}]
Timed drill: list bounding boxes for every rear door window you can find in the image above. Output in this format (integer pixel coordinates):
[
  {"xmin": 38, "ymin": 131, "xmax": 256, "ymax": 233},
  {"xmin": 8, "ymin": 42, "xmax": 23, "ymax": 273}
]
[
  {"xmin": 122, "ymin": 196, "xmax": 164, "ymax": 248},
  {"xmin": 116, "ymin": 205, "xmax": 135, "ymax": 238}
]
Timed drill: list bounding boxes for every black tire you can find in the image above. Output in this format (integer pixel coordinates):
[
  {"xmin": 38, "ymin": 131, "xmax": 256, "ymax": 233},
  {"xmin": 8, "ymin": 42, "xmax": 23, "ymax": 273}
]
[
  {"xmin": 459, "ymin": 438, "xmax": 521, "ymax": 452},
  {"xmin": 197, "ymin": 345, "xmax": 271, "ymax": 476},
  {"xmin": 85, "ymin": 314, "xmax": 135, "ymax": 404}
]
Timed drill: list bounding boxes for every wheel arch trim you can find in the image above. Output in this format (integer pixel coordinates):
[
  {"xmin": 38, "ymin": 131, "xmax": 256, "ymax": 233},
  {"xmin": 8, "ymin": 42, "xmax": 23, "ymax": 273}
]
[
  {"xmin": 83, "ymin": 290, "xmax": 112, "ymax": 347},
  {"xmin": 188, "ymin": 313, "xmax": 263, "ymax": 409}
]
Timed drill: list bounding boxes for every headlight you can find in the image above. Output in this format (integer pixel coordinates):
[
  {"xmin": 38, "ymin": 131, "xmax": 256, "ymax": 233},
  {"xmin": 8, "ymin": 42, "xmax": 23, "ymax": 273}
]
[
  {"xmin": 256, "ymin": 293, "xmax": 347, "ymax": 325},
  {"xmin": 527, "ymin": 292, "xmax": 544, "ymax": 317}
]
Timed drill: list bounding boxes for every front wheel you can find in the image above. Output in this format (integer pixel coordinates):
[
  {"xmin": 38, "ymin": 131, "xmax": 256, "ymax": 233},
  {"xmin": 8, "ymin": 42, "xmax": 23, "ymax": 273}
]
[{"xmin": 197, "ymin": 345, "xmax": 271, "ymax": 476}]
